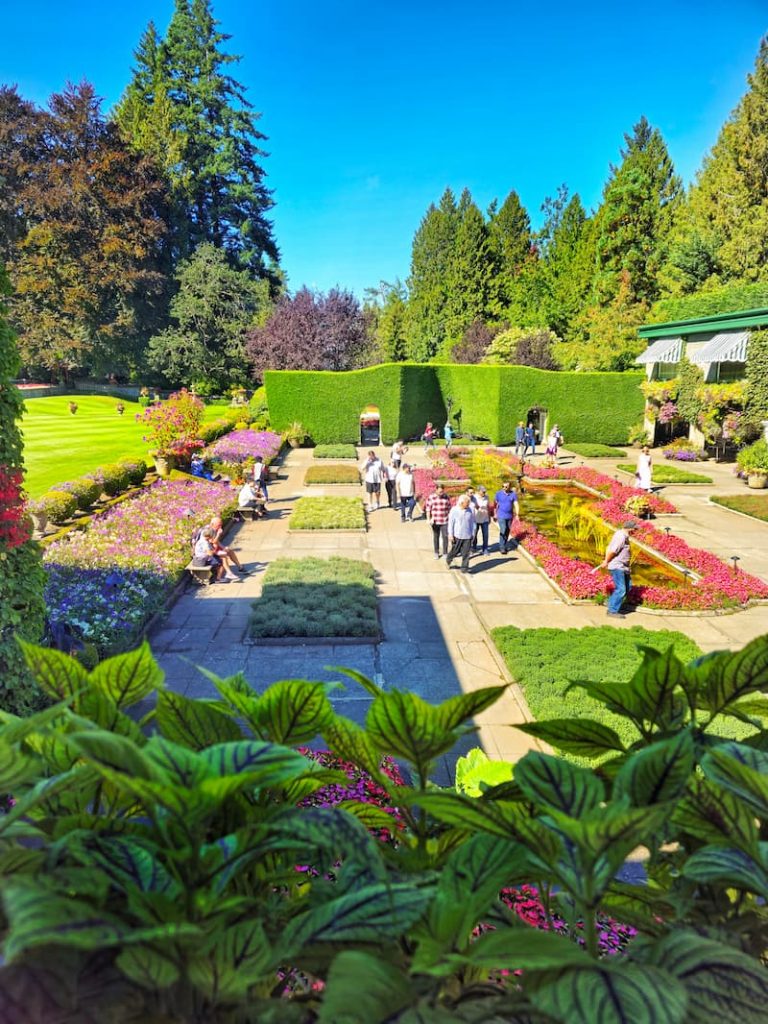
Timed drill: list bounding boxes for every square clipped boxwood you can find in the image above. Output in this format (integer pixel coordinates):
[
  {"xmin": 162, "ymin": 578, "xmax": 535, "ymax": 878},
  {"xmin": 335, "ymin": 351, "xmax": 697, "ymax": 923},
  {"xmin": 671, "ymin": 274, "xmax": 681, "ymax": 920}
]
[
  {"xmin": 313, "ymin": 444, "xmax": 358, "ymax": 459},
  {"xmin": 567, "ymin": 443, "xmax": 627, "ymax": 458},
  {"xmin": 711, "ymin": 493, "xmax": 768, "ymax": 522},
  {"xmin": 304, "ymin": 464, "xmax": 361, "ymax": 485},
  {"xmin": 289, "ymin": 496, "xmax": 366, "ymax": 531},
  {"xmin": 249, "ymin": 556, "xmax": 378, "ymax": 638},
  {"xmin": 615, "ymin": 462, "xmax": 713, "ymax": 484}
]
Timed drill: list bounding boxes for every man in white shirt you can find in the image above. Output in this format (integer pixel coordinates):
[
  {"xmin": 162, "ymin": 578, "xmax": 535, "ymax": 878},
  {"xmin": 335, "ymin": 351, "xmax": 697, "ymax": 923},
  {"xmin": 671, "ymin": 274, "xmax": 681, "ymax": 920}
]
[
  {"xmin": 396, "ymin": 463, "xmax": 416, "ymax": 521},
  {"xmin": 361, "ymin": 451, "xmax": 384, "ymax": 511}
]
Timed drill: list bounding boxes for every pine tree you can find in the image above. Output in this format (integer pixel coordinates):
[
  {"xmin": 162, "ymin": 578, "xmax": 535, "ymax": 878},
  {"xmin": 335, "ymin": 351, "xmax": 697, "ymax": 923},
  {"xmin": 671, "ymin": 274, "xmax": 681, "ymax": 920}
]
[
  {"xmin": 365, "ymin": 281, "xmax": 409, "ymax": 363},
  {"xmin": 406, "ymin": 188, "xmax": 458, "ymax": 360},
  {"xmin": 537, "ymin": 189, "xmax": 596, "ymax": 341},
  {"xmin": 664, "ymin": 38, "xmax": 768, "ymax": 292},
  {"xmin": 488, "ymin": 189, "xmax": 531, "ymax": 314},
  {"xmin": 116, "ymin": 0, "xmax": 279, "ymax": 278},
  {"xmin": 443, "ymin": 190, "xmax": 495, "ymax": 349},
  {"xmin": 593, "ymin": 116, "xmax": 681, "ymax": 307}
]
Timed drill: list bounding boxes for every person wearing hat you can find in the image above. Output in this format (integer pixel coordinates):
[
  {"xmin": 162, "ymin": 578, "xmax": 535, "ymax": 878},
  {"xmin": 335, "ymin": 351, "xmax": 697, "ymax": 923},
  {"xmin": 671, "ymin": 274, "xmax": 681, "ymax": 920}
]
[{"xmin": 591, "ymin": 519, "xmax": 638, "ymax": 616}]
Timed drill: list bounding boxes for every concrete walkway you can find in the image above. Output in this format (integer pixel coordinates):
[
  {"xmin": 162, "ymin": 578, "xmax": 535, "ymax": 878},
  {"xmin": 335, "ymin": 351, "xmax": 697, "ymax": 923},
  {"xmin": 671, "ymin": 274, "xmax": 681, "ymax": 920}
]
[{"xmin": 150, "ymin": 443, "xmax": 768, "ymax": 777}]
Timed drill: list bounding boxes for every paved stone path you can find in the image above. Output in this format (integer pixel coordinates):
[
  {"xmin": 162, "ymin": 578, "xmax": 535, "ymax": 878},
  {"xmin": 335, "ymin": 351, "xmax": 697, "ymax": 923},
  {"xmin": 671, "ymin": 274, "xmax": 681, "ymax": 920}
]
[{"xmin": 150, "ymin": 444, "xmax": 768, "ymax": 779}]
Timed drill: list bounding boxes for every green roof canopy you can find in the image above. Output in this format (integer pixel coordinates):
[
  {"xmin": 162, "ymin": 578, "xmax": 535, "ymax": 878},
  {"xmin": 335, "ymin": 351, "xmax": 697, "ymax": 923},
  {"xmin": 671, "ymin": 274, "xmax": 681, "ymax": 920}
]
[{"xmin": 638, "ymin": 307, "xmax": 768, "ymax": 340}]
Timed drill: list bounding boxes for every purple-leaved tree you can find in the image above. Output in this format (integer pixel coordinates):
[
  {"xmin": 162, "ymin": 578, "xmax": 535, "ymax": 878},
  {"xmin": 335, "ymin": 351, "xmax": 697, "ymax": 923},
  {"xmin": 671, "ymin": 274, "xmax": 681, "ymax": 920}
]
[{"xmin": 247, "ymin": 287, "xmax": 369, "ymax": 378}]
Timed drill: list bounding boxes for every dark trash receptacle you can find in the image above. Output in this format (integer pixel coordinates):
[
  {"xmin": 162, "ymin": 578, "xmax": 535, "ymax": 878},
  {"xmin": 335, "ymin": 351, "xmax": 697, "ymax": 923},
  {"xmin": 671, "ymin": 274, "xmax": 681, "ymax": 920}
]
[{"xmin": 361, "ymin": 423, "xmax": 380, "ymax": 445}]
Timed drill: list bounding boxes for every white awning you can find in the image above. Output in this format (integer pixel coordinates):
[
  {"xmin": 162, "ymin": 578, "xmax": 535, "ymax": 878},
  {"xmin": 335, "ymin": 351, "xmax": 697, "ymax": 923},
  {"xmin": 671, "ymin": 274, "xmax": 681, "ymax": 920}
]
[
  {"xmin": 688, "ymin": 330, "xmax": 750, "ymax": 365},
  {"xmin": 635, "ymin": 336, "xmax": 683, "ymax": 365}
]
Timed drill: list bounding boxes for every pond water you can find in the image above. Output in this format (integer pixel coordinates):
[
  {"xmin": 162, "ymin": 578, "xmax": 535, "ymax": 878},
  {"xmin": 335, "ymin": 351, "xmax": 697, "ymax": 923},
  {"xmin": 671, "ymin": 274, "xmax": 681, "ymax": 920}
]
[{"xmin": 456, "ymin": 454, "xmax": 691, "ymax": 591}]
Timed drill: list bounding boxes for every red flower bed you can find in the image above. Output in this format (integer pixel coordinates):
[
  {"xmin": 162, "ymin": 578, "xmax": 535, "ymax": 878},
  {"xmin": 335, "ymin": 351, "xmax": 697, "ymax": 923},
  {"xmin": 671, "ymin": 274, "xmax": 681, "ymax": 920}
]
[{"xmin": 0, "ymin": 466, "xmax": 32, "ymax": 549}]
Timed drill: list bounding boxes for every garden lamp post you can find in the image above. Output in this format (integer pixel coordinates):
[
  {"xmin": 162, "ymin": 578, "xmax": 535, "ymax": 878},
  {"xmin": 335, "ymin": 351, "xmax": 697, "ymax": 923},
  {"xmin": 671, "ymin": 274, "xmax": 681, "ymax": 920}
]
[
  {"xmin": 731, "ymin": 555, "xmax": 741, "ymax": 574},
  {"xmin": 664, "ymin": 526, "xmax": 671, "ymax": 536}
]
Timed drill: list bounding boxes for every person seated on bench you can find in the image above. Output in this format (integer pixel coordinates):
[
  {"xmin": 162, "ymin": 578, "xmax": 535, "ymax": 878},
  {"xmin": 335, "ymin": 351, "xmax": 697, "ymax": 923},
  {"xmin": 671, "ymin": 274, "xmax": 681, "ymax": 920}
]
[
  {"xmin": 192, "ymin": 526, "xmax": 239, "ymax": 582},
  {"xmin": 251, "ymin": 455, "xmax": 270, "ymax": 498},
  {"xmin": 209, "ymin": 514, "xmax": 248, "ymax": 573},
  {"xmin": 190, "ymin": 452, "xmax": 216, "ymax": 480},
  {"xmin": 238, "ymin": 480, "xmax": 268, "ymax": 518}
]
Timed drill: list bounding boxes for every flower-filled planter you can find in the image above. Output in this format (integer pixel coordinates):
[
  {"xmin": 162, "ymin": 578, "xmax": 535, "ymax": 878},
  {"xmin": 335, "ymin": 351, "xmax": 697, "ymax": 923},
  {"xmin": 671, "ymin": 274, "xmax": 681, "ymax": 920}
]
[
  {"xmin": 68, "ymin": 401, "xmax": 78, "ymax": 415},
  {"xmin": 737, "ymin": 439, "xmax": 768, "ymax": 489},
  {"xmin": 116, "ymin": 402, "xmax": 125, "ymax": 415}
]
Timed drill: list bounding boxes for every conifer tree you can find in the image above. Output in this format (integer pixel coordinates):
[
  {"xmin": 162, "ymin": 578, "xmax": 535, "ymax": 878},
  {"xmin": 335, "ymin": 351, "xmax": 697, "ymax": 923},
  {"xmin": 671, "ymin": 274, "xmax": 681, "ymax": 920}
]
[
  {"xmin": 365, "ymin": 281, "xmax": 409, "ymax": 363},
  {"xmin": 488, "ymin": 189, "xmax": 531, "ymax": 314},
  {"xmin": 536, "ymin": 189, "xmax": 595, "ymax": 340},
  {"xmin": 443, "ymin": 190, "xmax": 495, "ymax": 349},
  {"xmin": 406, "ymin": 188, "xmax": 458, "ymax": 360},
  {"xmin": 664, "ymin": 38, "xmax": 768, "ymax": 292},
  {"xmin": 116, "ymin": 0, "xmax": 279, "ymax": 279}
]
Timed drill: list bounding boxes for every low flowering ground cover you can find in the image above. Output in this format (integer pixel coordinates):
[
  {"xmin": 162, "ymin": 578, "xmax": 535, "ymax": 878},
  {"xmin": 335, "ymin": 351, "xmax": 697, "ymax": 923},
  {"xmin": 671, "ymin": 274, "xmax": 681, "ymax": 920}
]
[
  {"xmin": 289, "ymin": 497, "xmax": 366, "ymax": 530},
  {"xmin": 304, "ymin": 464, "xmax": 360, "ymax": 484},
  {"xmin": 202, "ymin": 428, "xmax": 282, "ymax": 465},
  {"xmin": 313, "ymin": 444, "xmax": 358, "ymax": 459},
  {"xmin": 615, "ymin": 462, "xmax": 713, "ymax": 484},
  {"xmin": 711, "ymin": 493, "xmax": 768, "ymax": 523},
  {"xmin": 44, "ymin": 478, "xmax": 236, "ymax": 649}
]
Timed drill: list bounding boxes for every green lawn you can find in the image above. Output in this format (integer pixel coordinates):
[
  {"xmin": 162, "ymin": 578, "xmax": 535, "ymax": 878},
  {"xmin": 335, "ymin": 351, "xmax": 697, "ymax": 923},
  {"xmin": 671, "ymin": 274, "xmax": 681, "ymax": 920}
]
[
  {"xmin": 21, "ymin": 396, "xmax": 230, "ymax": 497},
  {"xmin": 711, "ymin": 493, "xmax": 768, "ymax": 522},
  {"xmin": 615, "ymin": 461, "xmax": 713, "ymax": 484},
  {"xmin": 289, "ymin": 496, "xmax": 366, "ymax": 530},
  {"xmin": 567, "ymin": 443, "xmax": 627, "ymax": 458}
]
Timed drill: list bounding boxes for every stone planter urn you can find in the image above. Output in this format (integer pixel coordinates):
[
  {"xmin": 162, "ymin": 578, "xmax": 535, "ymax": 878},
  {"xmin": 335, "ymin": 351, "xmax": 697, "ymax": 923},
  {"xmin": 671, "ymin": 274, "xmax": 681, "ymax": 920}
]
[
  {"xmin": 747, "ymin": 472, "xmax": 768, "ymax": 490},
  {"xmin": 29, "ymin": 510, "xmax": 48, "ymax": 535},
  {"xmin": 153, "ymin": 454, "xmax": 174, "ymax": 478}
]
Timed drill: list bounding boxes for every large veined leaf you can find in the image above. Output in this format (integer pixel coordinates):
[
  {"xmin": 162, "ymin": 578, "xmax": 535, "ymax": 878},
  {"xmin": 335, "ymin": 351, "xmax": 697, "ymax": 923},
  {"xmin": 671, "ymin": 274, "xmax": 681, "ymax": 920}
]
[
  {"xmin": 88, "ymin": 643, "xmax": 164, "ymax": 708},
  {"xmin": 206, "ymin": 670, "xmax": 260, "ymax": 716},
  {"xmin": 142, "ymin": 736, "xmax": 208, "ymax": 787},
  {"xmin": 69, "ymin": 688, "xmax": 147, "ymax": 744},
  {"xmin": 280, "ymin": 882, "xmax": 432, "ymax": 952},
  {"xmin": 187, "ymin": 920, "xmax": 273, "ymax": 1000},
  {"xmin": 199, "ymin": 740, "xmax": 313, "ymax": 789},
  {"xmin": 267, "ymin": 807, "xmax": 388, "ymax": 884},
  {"xmin": 417, "ymin": 835, "xmax": 533, "ymax": 963},
  {"xmin": 598, "ymin": 882, "xmax": 674, "ymax": 935},
  {"xmin": 77, "ymin": 837, "xmax": 178, "ymax": 896},
  {"xmin": 0, "ymin": 740, "xmax": 39, "ymax": 791},
  {"xmin": 720, "ymin": 695, "xmax": 768, "ymax": 723},
  {"xmin": 323, "ymin": 716, "xmax": 392, "ymax": 783},
  {"xmin": 637, "ymin": 930, "xmax": 768, "ymax": 1023},
  {"xmin": 66, "ymin": 730, "xmax": 155, "ymax": 779},
  {"xmin": 156, "ymin": 691, "xmax": 242, "ymax": 750},
  {"xmin": 699, "ymin": 634, "xmax": 768, "ymax": 717},
  {"xmin": 18, "ymin": 641, "xmax": 89, "ymax": 702},
  {"xmin": 0, "ymin": 766, "xmax": 98, "ymax": 838},
  {"xmin": 464, "ymin": 927, "xmax": 591, "ymax": 970},
  {"xmin": 564, "ymin": 678, "xmax": 648, "ymax": 725},
  {"xmin": 514, "ymin": 752, "xmax": 605, "ymax": 817},
  {"xmin": 672, "ymin": 776, "xmax": 760, "ymax": 855},
  {"xmin": 682, "ymin": 846, "xmax": 768, "ymax": 899},
  {"xmin": 232, "ymin": 680, "xmax": 335, "ymax": 745},
  {"xmin": 613, "ymin": 730, "xmax": 694, "ymax": 807},
  {"xmin": 1, "ymin": 879, "xmax": 197, "ymax": 960},
  {"xmin": 366, "ymin": 689, "xmax": 502, "ymax": 772},
  {"xmin": 115, "ymin": 944, "xmax": 179, "ymax": 989},
  {"xmin": 532, "ymin": 963, "xmax": 688, "ymax": 1024},
  {"xmin": 22, "ymin": 733, "xmax": 79, "ymax": 776},
  {"xmin": 702, "ymin": 743, "xmax": 768, "ymax": 817},
  {"xmin": 326, "ymin": 664, "xmax": 383, "ymax": 698},
  {"xmin": 624, "ymin": 646, "xmax": 689, "ymax": 731},
  {"xmin": 318, "ymin": 951, "xmax": 413, "ymax": 1024},
  {"xmin": 514, "ymin": 718, "xmax": 627, "ymax": 758}
]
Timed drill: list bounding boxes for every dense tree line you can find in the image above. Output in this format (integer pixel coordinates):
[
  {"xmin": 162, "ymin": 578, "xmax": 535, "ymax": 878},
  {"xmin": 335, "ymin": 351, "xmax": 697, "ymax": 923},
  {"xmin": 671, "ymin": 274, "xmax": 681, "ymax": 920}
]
[
  {"xmin": 367, "ymin": 38, "xmax": 768, "ymax": 372},
  {"xmin": 0, "ymin": 0, "xmax": 278, "ymax": 384}
]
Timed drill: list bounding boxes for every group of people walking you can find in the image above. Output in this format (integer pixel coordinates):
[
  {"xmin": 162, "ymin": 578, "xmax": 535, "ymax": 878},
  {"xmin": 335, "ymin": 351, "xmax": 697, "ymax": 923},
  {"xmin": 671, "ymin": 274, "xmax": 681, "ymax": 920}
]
[
  {"xmin": 361, "ymin": 445, "xmax": 416, "ymax": 520},
  {"xmin": 424, "ymin": 479, "xmax": 520, "ymax": 573}
]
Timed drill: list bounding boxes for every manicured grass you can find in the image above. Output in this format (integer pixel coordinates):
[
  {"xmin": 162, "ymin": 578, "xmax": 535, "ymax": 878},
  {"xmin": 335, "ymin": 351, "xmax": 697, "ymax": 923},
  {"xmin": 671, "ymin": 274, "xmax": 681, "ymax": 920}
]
[
  {"xmin": 249, "ymin": 557, "xmax": 378, "ymax": 638},
  {"xmin": 21, "ymin": 396, "xmax": 230, "ymax": 497},
  {"xmin": 711, "ymin": 493, "xmax": 768, "ymax": 522},
  {"xmin": 304, "ymin": 464, "xmax": 361, "ymax": 485},
  {"xmin": 567, "ymin": 443, "xmax": 627, "ymax": 458},
  {"xmin": 615, "ymin": 462, "xmax": 713, "ymax": 484},
  {"xmin": 492, "ymin": 626, "xmax": 719, "ymax": 764},
  {"xmin": 289, "ymin": 496, "xmax": 366, "ymax": 530},
  {"xmin": 313, "ymin": 444, "xmax": 358, "ymax": 459}
]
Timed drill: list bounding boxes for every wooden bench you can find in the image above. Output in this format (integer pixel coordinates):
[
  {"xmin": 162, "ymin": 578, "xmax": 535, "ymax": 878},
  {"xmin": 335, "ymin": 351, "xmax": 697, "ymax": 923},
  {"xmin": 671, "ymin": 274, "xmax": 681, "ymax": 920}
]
[{"xmin": 185, "ymin": 561, "xmax": 215, "ymax": 586}]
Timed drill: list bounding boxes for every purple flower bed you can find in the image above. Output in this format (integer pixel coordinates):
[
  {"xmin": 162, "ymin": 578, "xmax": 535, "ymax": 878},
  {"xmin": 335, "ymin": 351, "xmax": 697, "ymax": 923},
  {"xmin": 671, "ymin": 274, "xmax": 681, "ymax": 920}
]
[
  {"xmin": 44, "ymin": 478, "xmax": 236, "ymax": 650},
  {"xmin": 663, "ymin": 448, "xmax": 699, "ymax": 461},
  {"xmin": 203, "ymin": 429, "xmax": 282, "ymax": 465}
]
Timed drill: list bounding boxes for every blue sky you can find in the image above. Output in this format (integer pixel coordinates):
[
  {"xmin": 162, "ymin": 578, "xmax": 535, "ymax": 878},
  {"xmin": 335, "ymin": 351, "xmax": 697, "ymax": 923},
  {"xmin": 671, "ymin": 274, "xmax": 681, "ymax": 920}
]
[{"xmin": 3, "ymin": 1, "xmax": 766, "ymax": 296}]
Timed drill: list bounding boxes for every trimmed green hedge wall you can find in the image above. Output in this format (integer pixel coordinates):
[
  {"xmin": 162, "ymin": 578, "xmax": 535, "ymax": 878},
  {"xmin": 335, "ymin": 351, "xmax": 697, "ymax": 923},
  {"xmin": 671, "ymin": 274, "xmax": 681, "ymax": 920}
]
[{"xmin": 265, "ymin": 364, "xmax": 644, "ymax": 445}]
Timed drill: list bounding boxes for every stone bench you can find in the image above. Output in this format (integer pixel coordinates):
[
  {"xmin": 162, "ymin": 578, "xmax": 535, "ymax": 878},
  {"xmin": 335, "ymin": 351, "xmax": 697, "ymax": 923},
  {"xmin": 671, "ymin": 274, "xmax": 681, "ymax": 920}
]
[{"xmin": 186, "ymin": 561, "xmax": 215, "ymax": 586}]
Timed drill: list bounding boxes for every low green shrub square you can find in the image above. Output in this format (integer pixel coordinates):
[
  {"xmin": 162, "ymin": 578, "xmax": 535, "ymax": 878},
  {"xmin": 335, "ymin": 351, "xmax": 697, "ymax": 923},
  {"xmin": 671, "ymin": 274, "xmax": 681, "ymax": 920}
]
[
  {"xmin": 711, "ymin": 493, "xmax": 768, "ymax": 522},
  {"xmin": 313, "ymin": 444, "xmax": 358, "ymax": 459},
  {"xmin": 615, "ymin": 462, "xmax": 713, "ymax": 484},
  {"xmin": 249, "ymin": 556, "xmax": 378, "ymax": 638},
  {"xmin": 304, "ymin": 464, "xmax": 361, "ymax": 485},
  {"xmin": 289, "ymin": 496, "xmax": 366, "ymax": 530}
]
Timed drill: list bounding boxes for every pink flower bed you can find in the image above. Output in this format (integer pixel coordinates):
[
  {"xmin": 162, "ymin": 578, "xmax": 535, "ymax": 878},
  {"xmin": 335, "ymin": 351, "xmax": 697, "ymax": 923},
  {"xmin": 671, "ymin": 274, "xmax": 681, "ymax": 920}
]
[{"xmin": 203, "ymin": 429, "xmax": 282, "ymax": 465}]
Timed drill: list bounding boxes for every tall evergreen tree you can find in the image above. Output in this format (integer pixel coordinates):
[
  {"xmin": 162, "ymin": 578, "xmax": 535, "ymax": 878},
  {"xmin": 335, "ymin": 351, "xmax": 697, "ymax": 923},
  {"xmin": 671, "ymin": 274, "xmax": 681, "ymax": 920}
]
[
  {"xmin": 487, "ymin": 189, "xmax": 531, "ymax": 314},
  {"xmin": 444, "ymin": 190, "xmax": 494, "ymax": 349},
  {"xmin": 536, "ymin": 188, "xmax": 595, "ymax": 340},
  {"xmin": 364, "ymin": 281, "xmax": 409, "ymax": 363},
  {"xmin": 116, "ymin": 0, "xmax": 279, "ymax": 279},
  {"xmin": 11, "ymin": 83, "xmax": 168, "ymax": 379},
  {"xmin": 664, "ymin": 38, "xmax": 768, "ymax": 292},
  {"xmin": 593, "ymin": 115, "xmax": 681, "ymax": 307},
  {"xmin": 406, "ymin": 188, "xmax": 458, "ymax": 360},
  {"xmin": 0, "ymin": 87, "xmax": 43, "ymax": 269}
]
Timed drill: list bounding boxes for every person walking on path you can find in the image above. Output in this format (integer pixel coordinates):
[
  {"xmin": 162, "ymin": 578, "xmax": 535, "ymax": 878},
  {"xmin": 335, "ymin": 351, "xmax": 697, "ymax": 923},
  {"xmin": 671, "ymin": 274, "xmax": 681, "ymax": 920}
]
[
  {"xmin": 514, "ymin": 421, "xmax": 526, "ymax": 457},
  {"xmin": 391, "ymin": 439, "xmax": 407, "ymax": 469},
  {"xmin": 524, "ymin": 422, "xmax": 536, "ymax": 457},
  {"xmin": 545, "ymin": 425, "xmax": 563, "ymax": 467},
  {"xmin": 423, "ymin": 422, "xmax": 437, "ymax": 448},
  {"xmin": 446, "ymin": 494, "xmax": 476, "ymax": 573},
  {"xmin": 493, "ymin": 480, "xmax": 520, "ymax": 555},
  {"xmin": 385, "ymin": 459, "xmax": 399, "ymax": 508},
  {"xmin": 251, "ymin": 455, "xmax": 270, "ymax": 499},
  {"xmin": 591, "ymin": 519, "xmax": 638, "ymax": 616},
  {"xmin": 361, "ymin": 450, "xmax": 384, "ymax": 511},
  {"xmin": 425, "ymin": 483, "xmax": 451, "ymax": 558},
  {"xmin": 444, "ymin": 422, "xmax": 453, "ymax": 448},
  {"xmin": 636, "ymin": 445, "xmax": 653, "ymax": 492},
  {"xmin": 396, "ymin": 463, "xmax": 416, "ymax": 521},
  {"xmin": 471, "ymin": 485, "xmax": 491, "ymax": 554}
]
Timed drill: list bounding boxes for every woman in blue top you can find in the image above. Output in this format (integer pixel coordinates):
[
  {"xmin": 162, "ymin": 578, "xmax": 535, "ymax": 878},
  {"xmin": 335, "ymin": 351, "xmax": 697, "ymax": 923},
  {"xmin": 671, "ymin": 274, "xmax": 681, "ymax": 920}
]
[{"xmin": 444, "ymin": 422, "xmax": 453, "ymax": 448}]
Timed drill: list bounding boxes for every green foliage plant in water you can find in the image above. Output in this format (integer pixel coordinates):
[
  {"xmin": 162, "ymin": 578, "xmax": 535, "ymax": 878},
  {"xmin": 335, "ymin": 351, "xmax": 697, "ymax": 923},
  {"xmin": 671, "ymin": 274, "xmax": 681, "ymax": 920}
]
[{"xmin": 3, "ymin": 637, "xmax": 768, "ymax": 1020}]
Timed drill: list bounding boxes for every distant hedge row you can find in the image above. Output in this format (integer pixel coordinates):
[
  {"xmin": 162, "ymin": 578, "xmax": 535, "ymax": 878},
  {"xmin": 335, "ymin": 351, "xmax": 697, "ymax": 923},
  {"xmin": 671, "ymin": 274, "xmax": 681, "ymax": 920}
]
[{"xmin": 264, "ymin": 364, "xmax": 644, "ymax": 445}]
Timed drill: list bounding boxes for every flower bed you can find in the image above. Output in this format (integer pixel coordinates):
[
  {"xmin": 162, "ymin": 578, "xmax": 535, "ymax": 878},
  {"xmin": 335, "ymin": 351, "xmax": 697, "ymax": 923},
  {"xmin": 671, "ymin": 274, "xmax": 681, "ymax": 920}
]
[
  {"xmin": 304, "ymin": 464, "xmax": 360, "ymax": 485},
  {"xmin": 43, "ymin": 478, "xmax": 237, "ymax": 649},
  {"xmin": 202, "ymin": 429, "xmax": 282, "ymax": 465}
]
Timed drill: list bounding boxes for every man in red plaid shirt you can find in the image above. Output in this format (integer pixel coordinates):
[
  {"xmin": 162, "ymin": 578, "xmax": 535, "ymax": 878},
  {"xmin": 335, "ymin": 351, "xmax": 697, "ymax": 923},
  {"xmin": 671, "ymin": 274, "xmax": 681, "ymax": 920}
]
[{"xmin": 425, "ymin": 483, "xmax": 452, "ymax": 559}]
